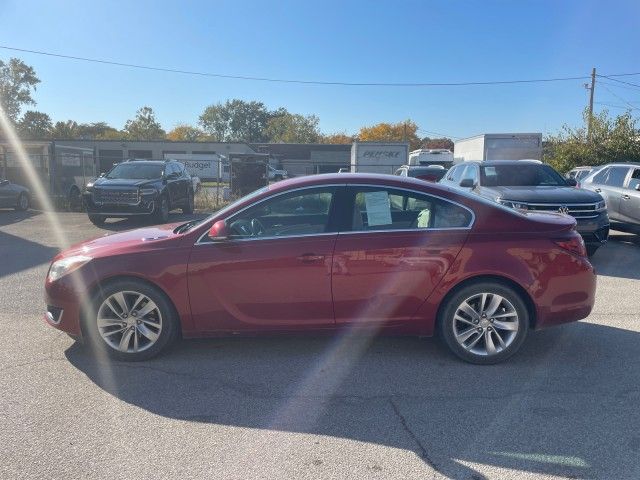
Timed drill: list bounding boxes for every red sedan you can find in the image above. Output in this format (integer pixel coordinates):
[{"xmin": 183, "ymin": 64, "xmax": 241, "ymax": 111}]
[{"xmin": 44, "ymin": 173, "xmax": 596, "ymax": 364}]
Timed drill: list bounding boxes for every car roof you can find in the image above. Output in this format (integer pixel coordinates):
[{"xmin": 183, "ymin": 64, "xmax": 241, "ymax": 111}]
[
  {"xmin": 467, "ymin": 160, "xmax": 546, "ymax": 166},
  {"xmin": 599, "ymin": 162, "xmax": 640, "ymax": 168}
]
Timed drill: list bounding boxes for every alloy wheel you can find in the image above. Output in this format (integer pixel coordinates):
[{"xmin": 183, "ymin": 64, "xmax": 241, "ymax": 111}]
[
  {"xmin": 452, "ymin": 293, "xmax": 520, "ymax": 356},
  {"xmin": 96, "ymin": 290, "xmax": 163, "ymax": 353},
  {"xmin": 19, "ymin": 194, "xmax": 28, "ymax": 210}
]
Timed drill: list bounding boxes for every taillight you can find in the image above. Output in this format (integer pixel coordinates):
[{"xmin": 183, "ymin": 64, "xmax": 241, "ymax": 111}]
[{"xmin": 553, "ymin": 236, "xmax": 587, "ymax": 257}]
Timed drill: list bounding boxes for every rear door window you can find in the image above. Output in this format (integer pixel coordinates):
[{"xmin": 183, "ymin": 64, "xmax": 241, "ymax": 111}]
[
  {"xmin": 628, "ymin": 168, "xmax": 640, "ymax": 190},
  {"xmin": 349, "ymin": 187, "xmax": 473, "ymax": 231},
  {"xmin": 604, "ymin": 166, "xmax": 629, "ymax": 187}
]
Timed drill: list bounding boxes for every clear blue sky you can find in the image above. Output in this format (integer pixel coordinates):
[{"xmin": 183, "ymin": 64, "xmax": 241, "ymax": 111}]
[{"xmin": 1, "ymin": 0, "xmax": 638, "ymax": 139}]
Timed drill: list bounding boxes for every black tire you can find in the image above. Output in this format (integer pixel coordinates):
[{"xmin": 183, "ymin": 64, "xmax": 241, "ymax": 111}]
[
  {"xmin": 586, "ymin": 244, "xmax": 600, "ymax": 257},
  {"xmin": 182, "ymin": 190, "xmax": 194, "ymax": 214},
  {"xmin": 83, "ymin": 279, "xmax": 179, "ymax": 361},
  {"xmin": 15, "ymin": 192, "xmax": 30, "ymax": 211},
  {"xmin": 88, "ymin": 214, "xmax": 106, "ymax": 226},
  {"xmin": 274, "ymin": 175, "xmax": 283, "ymax": 182},
  {"xmin": 154, "ymin": 195, "xmax": 170, "ymax": 223},
  {"xmin": 439, "ymin": 281, "xmax": 529, "ymax": 365}
]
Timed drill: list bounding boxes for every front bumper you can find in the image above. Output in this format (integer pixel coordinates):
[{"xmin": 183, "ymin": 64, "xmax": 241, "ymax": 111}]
[
  {"xmin": 44, "ymin": 276, "xmax": 84, "ymax": 337},
  {"xmin": 83, "ymin": 192, "xmax": 156, "ymax": 217},
  {"xmin": 575, "ymin": 212, "xmax": 610, "ymax": 246}
]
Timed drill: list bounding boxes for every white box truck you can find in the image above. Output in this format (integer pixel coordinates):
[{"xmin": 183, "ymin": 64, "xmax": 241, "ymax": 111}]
[
  {"xmin": 350, "ymin": 142, "xmax": 409, "ymax": 174},
  {"xmin": 408, "ymin": 148, "xmax": 454, "ymax": 167},
  {"xmin": 453, "ymin": 133, "xmax": 542, "ymax": 163}
]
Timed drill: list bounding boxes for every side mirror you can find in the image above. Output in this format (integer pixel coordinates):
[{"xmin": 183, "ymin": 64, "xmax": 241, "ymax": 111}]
[
  {"xmin": 635, "ymin": 183, "xmax": 640, "ymax": 191},
  {"xmin": 99, "ymin": 172, "xmax": 106, "ymax": 177},
  {"xmin": 459, "ymin": 178, "xmax": 476, "ymax": 188},
  {"xmin": 208, "ymin": 220, "xmax": 229, "ymax": 240},
  {"xmin": 565, "ymin": 178, "xmax": 578, "ymax": 187}
]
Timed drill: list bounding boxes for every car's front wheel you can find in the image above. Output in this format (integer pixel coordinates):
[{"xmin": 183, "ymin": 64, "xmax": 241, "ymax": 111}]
[
  {"xmin": 88, "ymin": 214, "xmax": 105, "ymax": 226},
  {"xmin": 84, "ymin": 279, "xmax": 179, "ymax": 361},
  {"xmin": 154, "ymin": 195, "xmax": 170, "ymax": 223},
  {"xmin": 439, "ymin": 281, "xmax": 529, "ymax": 364},
  {"xmin": 182, "ymin": 190, "xmax": 194, "ymax": 214},
  {"xmin": 15, "ymin": 192, "xmax": 29, "ymax": 211}
]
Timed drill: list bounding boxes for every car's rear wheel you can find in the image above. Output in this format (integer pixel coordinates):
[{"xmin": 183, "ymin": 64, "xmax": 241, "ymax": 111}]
[
  {"xmin": 154, "ymin": 195, "xmax": 170, "ymax": 223},
  {"xmin": 182, "ymin": 190, "xmax": 194, "ymax": 214},
  {"xmin": 84, "ymin": 279, "xmax": 178, "ymax": 361},
  {"xmin": 15, "ymin": 192, "xmax": 29, "ymax": 211},
  {"xmin": 586, "ymin": 244, "xmax": 600, "ymax": 257},
  {"xmin": 439, "ymin": 281, "xmax": 529, "ymax": 364},
  {"xmin": 88, "ymin": 214, "xmax": 105, "ymax": 226}
]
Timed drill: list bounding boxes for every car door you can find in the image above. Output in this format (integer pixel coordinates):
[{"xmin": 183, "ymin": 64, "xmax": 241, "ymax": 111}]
[
  {"xmin": 619, "ymin": 167, "xmax": 640, "ymax": 225},
  {"xmin": 331, "ymin": 185, "xmax": 473, "ymax": 330},
  {"xmin": 187, "ymin": 186, "xmax": 342, "ymax": 332},
  {"xmin": 0, "ymin": 180, "xmax": 12, "ymax": 207},
  {"xmin": 594, "ymin": 166, "xmax": 629, "ymax": 221}
]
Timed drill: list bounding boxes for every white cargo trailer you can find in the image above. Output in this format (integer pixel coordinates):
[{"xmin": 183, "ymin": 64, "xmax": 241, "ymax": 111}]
[
  {"xmin": 350, "ymin": 142, "xmax": 409, "ymax": 174},
  {"xmin": 408, "ymin": 148, "xmax": 453, "ymax": 167},
  {"xmin": 453, "ymin": 133, "xmax": 542, "ymax": 163}
]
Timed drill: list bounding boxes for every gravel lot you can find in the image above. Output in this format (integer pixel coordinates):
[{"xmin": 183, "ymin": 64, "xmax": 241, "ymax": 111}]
[{"xmin": 1, "ymin": 210, "xmax": 639, "ymax": 480}]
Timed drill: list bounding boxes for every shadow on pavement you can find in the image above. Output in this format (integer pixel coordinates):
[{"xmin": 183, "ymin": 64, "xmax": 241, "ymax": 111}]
[
  {"xmin": 591, "ymin": 232, "xmax": 640, "ymax": 280},
  {"xmin": 0, "ymin": 209, "xmax": 39, "ymax": 227},
  {"xmin": 0, "ymin": 229, "xmax": 58, "ymax": 278},
  {"xmin": 65, "ymin": 322, "xmax": 640, "ymax": 479}
]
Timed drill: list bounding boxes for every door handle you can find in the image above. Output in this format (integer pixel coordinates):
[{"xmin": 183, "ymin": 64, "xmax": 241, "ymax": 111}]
[
  {"xmin": 622, "ymin": 194, "xmax": 631, "ymax": 200},
  {"xmin": 297, "ymin": 253, "xmax": 325, "ymax": 263},
  {"xmin": 594, "ymin": 188, "xmax": 602, "ymax": 193}
]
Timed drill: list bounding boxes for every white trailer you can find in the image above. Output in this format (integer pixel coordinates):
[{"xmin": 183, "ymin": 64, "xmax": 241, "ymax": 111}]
[
  {"xmin": 453, "ymin": 133, "xmax": 542, "ymax": 163},
  {"xmin": 162, "ymin": 153, "xmax": 229, "ymax": 182},
  {"xmin": 350, "ymin": 142, "xmax": 409, "ymax": 174},
  {"xmin": 408, "ymin": 148, "xmax": 453, "ymax": 167}
]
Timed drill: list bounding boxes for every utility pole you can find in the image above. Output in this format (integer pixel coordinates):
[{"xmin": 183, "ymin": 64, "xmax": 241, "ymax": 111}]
[
  {"xmin": 403, "ymin": 121, "xmax": 407, "ymax": 142},
  {"xmin": 587, "ymin": 67, "xmax": 596, "ymax": 141}
]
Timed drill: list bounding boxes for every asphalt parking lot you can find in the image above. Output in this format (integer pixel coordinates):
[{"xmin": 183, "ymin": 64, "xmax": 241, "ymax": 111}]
[{"xmin": 1, "ymin": 210, "xmax": 639, "ymax": 480}]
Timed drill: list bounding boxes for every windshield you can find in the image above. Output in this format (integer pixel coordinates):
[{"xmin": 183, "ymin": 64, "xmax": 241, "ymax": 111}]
[
  {"xmin": 106, "ymin": 163, "xmax": 164, "ymax": 180},
  {"xmin": 480, "ymin": 164, "xmax": 566, "ymax": 187}
]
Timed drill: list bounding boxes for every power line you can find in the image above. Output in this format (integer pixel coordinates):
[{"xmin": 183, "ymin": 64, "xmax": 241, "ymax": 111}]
[
  {"xmin": 418, "ymin": 128, "xmax": 461, "ymax": 140},
  {"xmin": 597, "ymin": 80, "xmax": 640, "ymax": 94},
  {"xmin": 0, "ymin": 44, "xmax": 594, "ymax": 87},
  {"xmin": 599, "ymin": 84, "xmax": 638, "ymax": 110},
  {"xmin": 595, "ymin": 101, "xmax": 638, "ymax": 111},
  {"xmin": 598, "ymin": 74, "xmax": 640, "ymax": 89}
]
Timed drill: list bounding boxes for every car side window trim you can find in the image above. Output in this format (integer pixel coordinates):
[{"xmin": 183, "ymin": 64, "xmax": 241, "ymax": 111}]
[{"xmin": 195, "ymin": 184, "xmax": 346, "ymax": 245}]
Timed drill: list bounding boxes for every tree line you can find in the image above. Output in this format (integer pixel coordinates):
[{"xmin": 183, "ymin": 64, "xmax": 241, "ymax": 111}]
[{"xmin": 2, "ymin": 56, "xmax": 638, "ymax": 171}]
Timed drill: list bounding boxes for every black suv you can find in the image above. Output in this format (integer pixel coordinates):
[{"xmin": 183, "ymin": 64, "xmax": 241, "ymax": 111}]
[
  {"xmin": 84, "ymin": 159, "xmax": 194, "ymax": 225},
  {"xmin": 440, "ymin": 160, "xmax": 610, "ymax": 256}
]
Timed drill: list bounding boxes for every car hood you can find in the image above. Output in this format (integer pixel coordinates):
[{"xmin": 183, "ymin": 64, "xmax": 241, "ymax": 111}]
[
  {"xmin": 480, "ymin": 186, "xmax": 602, "ymax": 203},
  {"xmin": 93, "ymin": 178, "xmax": 159, "ymax": 188},
  {"xmin": 56, "ymin": 223, "xmax": 184, "ymax": 260}
]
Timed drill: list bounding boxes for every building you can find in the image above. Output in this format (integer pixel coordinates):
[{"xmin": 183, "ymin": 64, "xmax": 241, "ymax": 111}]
[{"xmin": 250, "ymin": 143, "xmax": 351, "ymax": 176}]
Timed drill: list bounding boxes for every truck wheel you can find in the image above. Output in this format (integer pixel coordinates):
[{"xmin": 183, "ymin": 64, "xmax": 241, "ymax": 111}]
[
  {"xmin": 15, "ymin": 193, "xmax": 30, "ymax": 211},
  {"xmin": 274, "ymin": 175, "xmax": 283, "ymax": 182},
  {"xmin": 586, "ymin": 245, "xmax": 599, "ymax": 257},
  {"xmin": 154, "ymin": 195, "xmax": 170, "ymax": 223},
  {"xmin": 89, "ymin": 215, "xmax": 106, "ymax": 226},
  {"xmin": 182, "ymin": 190, "xmax": 194, "ymax": 214}
]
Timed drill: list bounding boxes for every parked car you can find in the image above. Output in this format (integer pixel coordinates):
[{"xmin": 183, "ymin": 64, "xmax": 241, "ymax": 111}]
[
  {"xmin": 395, "ymin": 165, "xmax": 447, "ymax": 182},
  {"xmin": 580, "ymin": 162, "xmax": 640, "ymax": 232},
  {"xmin": 45, "ymin": 173, "xmax": 596, "ymax": 365},
  {"xmin": 566, "ymin": 166, "xmax": 594, "ymax": 183},
  {"xmin": 440, "ymin": 160, "xmax": 609, "ymax": 256},
  {"xmin": 0, "ymin": 178, "xmax": 30, "ymax": 211},
  {"xmin": 267, "ymin": 165, "xmax": 288, "ymax": 181},
  {"xmin": 83, "ymin": 159, "xmax": 194, "ymax": 225}
]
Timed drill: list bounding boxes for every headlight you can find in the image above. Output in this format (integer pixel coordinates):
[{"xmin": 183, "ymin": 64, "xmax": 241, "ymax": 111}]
[
  {"xmin": 48, "ymin": 255, "xmax": 92, "ymax": 282},
  {"xmin": 140, "ymin": 188, "xmax": 157, "ymax": 196},
  {"xmin": 498, "ymin": 199, "xmax": 529, "ymax": 210},
  {"xmin": 595, "ymin": 200, "xmax": 606, "ymax": 211},
  {"xmin": 85, "ymin": 182, "xmax": 94, "ymax": 190}
]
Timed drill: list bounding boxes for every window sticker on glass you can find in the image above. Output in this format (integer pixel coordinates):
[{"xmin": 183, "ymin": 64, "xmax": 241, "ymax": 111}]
[{"xmin": 364, "ymin": 191, "xmax": 392, "ymax": 226}]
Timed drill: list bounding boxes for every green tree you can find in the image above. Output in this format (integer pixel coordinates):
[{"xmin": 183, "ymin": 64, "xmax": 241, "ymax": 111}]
[
  {"xmin": 123, "ymin": 106, "xmax": 165, "ymax": 140},
  {"xmin": 51, "ymin": 120, "xmax": 80, "ymax": 138},
  {"xmin": 199, "ymin": 99, "xmax": 269, "ymax": 142},
  {"xmin": 321, "ymin": 132, "xmax": 354, "ymax": 144},
  {"xmin": 421, "ymin": 137, "xmax": 454, "ymax": 151},
  {"xmin": 545, "ymin": 109, "xmax": 640, "ymax": 173},
  {"xmin": 18, "ymin": 110, "xmax": 52, "ymax": 139},
  {"xmin": 166, "ymin": 123, "xmax": 205, "ymax": 141},
  {"xmin": 265, "ymin": 112, "xmax": 320, "ymax": 143},
  {"xmin": 358, "ymin": 120, "xmax": 421, "ymax": 150},
  {"xmin": 78, "ymin": 122, "xmax": 119, "ymax": 139},
  {"xmin": 0, "ymin": 58, "xmax": 40, "ymax": 122}
]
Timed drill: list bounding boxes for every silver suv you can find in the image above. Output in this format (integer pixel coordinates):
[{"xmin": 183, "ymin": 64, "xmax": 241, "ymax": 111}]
[{"xmin": 581, "ymin": 163, "xmax": 640, "ymax": 231}]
